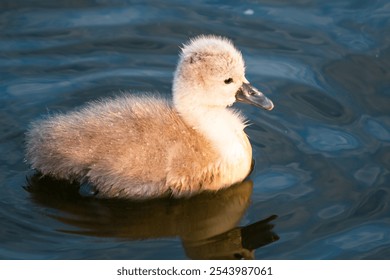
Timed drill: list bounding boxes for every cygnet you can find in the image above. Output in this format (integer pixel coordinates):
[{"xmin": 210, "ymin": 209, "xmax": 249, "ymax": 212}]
[{"xmin": 25, "ymin": 35, "xmax": 274, "ymax": 199}]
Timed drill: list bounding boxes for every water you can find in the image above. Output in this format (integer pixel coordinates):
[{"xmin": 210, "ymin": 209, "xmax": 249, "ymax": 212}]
[{"xmin": 1, "ymin": 0, "xmax": 389, "ymax": 259}]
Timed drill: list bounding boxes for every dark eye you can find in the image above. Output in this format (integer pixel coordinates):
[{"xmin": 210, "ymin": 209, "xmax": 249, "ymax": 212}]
[{"xmin": 224, "ymin": 78, "xmax": 233, "ymax": 84}]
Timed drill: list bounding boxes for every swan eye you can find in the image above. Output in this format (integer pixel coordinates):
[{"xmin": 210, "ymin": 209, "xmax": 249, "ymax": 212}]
[{"xmin": 224, "ymin": 78, "xmax": 233, "ymax": 84}]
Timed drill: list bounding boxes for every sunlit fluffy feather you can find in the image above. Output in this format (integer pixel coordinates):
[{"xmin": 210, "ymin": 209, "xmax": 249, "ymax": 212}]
[{"xmin": 26, "ymin": 35, "xmax": 254, "ymax": 199}]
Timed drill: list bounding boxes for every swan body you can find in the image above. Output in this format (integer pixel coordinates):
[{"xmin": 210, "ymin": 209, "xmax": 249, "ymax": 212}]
[{"xmin": 25, "ymin": 35, "xmax": 273, "ymax": 199}]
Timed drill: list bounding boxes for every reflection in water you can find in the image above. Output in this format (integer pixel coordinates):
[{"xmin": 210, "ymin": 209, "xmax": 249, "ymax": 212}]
[{"xmin": 25, "ymin": 174, "xmax": 279, "ymax": 259}]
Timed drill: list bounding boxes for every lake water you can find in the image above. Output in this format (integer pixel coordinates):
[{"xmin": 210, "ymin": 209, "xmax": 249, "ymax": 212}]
[{"xmin": 1, "ymin": 0, "xmax": 389, "ymax": 260}]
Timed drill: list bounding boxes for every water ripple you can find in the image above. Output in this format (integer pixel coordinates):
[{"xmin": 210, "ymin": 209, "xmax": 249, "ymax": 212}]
[
  {"xmin": 317, "ymin": 204, "xmax": 347, "ymax": 220},
  {"xmin": 253, "ymin": 163, "xmax": 313, "ymax": 200},
  {"xmin": 305, "ymin": 126, "xmax": 360, "ymax": 152},
  {"xmin": 327, "ymin": 223, "xmax": 390, "ymax": 252},
  {"xmin": 362, "ymin": 115, "xmax": 390, "ymax": 142}
]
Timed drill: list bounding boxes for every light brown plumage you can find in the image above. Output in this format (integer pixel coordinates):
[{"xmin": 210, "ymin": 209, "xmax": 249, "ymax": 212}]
[{"xmin": 25, "ymin": 35, "xmax": 274, "ymax": 199}]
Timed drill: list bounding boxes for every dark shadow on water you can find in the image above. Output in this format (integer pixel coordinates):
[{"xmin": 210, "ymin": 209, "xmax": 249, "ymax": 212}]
[{"xmin": 25, "ymin": 173, "xmax": 279, "ymax": 260}]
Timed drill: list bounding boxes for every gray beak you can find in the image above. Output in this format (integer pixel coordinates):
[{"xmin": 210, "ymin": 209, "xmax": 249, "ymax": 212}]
[{"xmin": 236, "ymin": 83, "xmax": 274, "ymax": 111}]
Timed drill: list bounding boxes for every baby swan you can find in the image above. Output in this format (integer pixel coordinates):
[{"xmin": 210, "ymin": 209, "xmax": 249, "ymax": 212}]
[{"xmin": 26, "ymin": 35, "xmax": 274, "ymax": 199}]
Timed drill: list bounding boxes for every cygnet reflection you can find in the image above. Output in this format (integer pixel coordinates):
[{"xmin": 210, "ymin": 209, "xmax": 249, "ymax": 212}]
[{"xmin": 26, "ymin": 174, "xmax": 279, "ymax": 259}]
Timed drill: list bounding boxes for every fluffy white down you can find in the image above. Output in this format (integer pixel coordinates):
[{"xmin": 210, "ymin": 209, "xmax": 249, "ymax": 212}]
[{"xmin": 25, "ymin": 35, "xmax": 259, "ymax": 199}]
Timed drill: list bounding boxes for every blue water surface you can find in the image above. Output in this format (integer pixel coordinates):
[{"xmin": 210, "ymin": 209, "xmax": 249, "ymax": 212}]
[{"xmin": 0, "ymin": 0, "xmax": 389, "ymax": 259}]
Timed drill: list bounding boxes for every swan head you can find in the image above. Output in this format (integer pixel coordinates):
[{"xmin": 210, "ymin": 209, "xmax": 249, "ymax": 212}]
[{"xmin": 173, "ymin": 35, "xmax": 274, "ymax": 111}]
